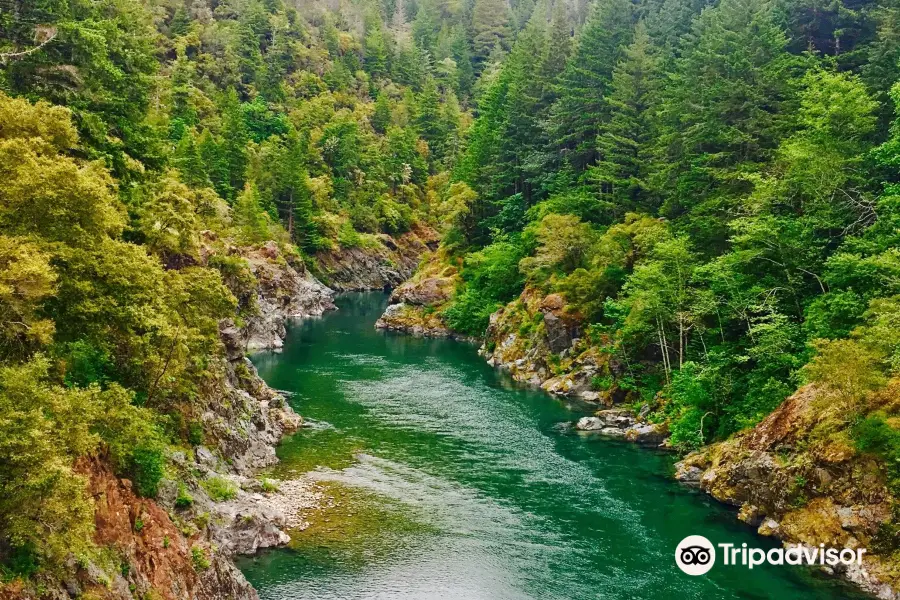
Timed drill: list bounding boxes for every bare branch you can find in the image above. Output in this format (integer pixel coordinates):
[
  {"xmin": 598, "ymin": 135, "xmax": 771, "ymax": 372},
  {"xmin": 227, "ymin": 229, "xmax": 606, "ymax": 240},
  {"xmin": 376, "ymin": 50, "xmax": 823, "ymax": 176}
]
[{"xmin": 0, "ymin": 25, "xmax": 57, "ymax": 63}]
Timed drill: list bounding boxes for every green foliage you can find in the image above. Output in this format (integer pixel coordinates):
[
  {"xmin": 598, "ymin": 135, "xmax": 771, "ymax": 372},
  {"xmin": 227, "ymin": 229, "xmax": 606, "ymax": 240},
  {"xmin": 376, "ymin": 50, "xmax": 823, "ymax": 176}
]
[
  {"xmin": 201, "ymin": 476, "xmax": 239, "ymax": 502},
  {"xmin": 852, "ymin": 413, "xmax": 900, "ymax": 494},
  {"xmin": 175, "ymin": 484, "xmax": 194, "ymax": 509},
  {"xmin": 130, "ymin": 446, "xmax": 165, "ymax": 498},
  {"xmin": 233, "ymin": 184, "xmax": 271, "ymax": 245},
  {"xmin": 442, "ymin": 286, "xmax": 501, "ymax": 336},
  {"xmin": 191, "ymin": 546, "xmax": 211, "ymax": 571},
  {"xmin": 443, "ymin": 240, "xmax": 525, "ymax": 335}
]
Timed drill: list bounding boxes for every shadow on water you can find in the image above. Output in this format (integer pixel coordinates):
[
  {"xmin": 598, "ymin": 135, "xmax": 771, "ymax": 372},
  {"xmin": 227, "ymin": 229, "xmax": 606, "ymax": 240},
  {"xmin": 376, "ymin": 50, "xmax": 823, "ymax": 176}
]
[{"xmin": 236, "ymin": 291, "xmax": 871, "ymax": 600}]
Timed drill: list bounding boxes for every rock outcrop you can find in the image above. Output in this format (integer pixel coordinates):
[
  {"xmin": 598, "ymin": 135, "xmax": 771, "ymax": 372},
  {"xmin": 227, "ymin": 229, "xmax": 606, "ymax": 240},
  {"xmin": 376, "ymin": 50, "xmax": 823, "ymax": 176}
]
[
  {"xmin": 60, "ymin": 457, "xmax": 260, "ymax": 600},
  {"xmin": 374, "ymin": 249, "xmax": 475, "ymax": 340},
  {"xmin": 233, "ymin": 241, "xmax": 335, "ymax": 351},
  {"xmin": 316, "ymin": 226, "xmax": 439, "ymax": 291},
  {"xmin": 675, "ymin": 384, "xmax": 900, "ymax": 599},
  {"xmin": 575, "ymin": 408, "xmax": 667, "ymax": 445},
  {"xmin": 480, "ymin": 288, "xmax": 621, "ymax": 401}
]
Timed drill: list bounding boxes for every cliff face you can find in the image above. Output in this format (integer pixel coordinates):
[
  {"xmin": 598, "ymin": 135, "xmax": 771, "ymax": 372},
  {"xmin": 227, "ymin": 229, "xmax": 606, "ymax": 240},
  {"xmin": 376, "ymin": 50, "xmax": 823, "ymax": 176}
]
[
  {"xmin": 72, "ymin": 457, "xmax": 257, "ymax": 600},
  {"xmin": 315, "ymin": 226, "xmax": 439, "ymax": 291},
  {"xmin": 676, "ymin": 385, "xmax": 900, "ymax": 599},
  {"xmin": 225, "ymin": 241, "xmax": 335, "ymax": 352}
]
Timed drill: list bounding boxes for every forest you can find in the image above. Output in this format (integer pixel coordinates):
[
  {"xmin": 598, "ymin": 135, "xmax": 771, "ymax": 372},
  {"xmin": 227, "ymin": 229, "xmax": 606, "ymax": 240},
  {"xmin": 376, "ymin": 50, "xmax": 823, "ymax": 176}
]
[{"xmin": 3, "ymin": 0, "xmax": 900, "ymax": 591}]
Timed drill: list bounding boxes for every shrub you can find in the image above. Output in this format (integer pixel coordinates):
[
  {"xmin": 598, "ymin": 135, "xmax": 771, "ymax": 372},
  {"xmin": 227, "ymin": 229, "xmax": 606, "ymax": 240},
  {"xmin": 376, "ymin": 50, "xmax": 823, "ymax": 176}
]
[
  {"xmin": 442, "ymin": 288, "xmax": 498, "ymax": 337},
  {"xmin": 61, "ymin": 340, "xmax": 113, "ymax": 388},
  {"xmin": 201, "ymin": 476, "xmax": 238, "ymax": 502},
  {"xmin": 187, "ymin": 421, "xmax": 204, "ymax": 446},
  {"xmin": 175, "ymin": 483, "xmax": 194, "ymax": 508},
  {"xmin": 191, "ymin": 546, "xmax": 210, "ymax": 571},
  {"xmin": 130, "ymin": 446, "xmax": 165, "ymax": 498}
]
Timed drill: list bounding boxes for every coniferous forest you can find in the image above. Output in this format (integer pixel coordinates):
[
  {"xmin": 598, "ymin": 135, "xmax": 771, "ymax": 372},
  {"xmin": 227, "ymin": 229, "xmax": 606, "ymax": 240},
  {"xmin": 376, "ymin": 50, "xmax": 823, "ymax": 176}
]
[{"xmin": 5, "ymin": 0, "xmax": 900, "ymax": 596}]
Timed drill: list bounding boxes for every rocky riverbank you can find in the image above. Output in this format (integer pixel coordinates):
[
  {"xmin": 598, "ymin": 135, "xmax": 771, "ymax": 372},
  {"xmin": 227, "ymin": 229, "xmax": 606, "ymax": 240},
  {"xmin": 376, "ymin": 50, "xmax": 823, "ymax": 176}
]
[
  {"xmin": 674, "ymin": 384, "xmax": 900, "ymax": 599},
  {"xmin": 574, "ymin": 408, "xmax": 668, "ymax": 446},
  {"xmin": 374, "ymin": 249, "xmax": 477, "ymax": 341},
  {"xmin": 11, "ymin": 241, "xmax": 338, "ymax": 600},
  {"xmin": 483, "ymin": 291, "xmax": 900, "ymax": 597},
  {"xmin": 221, "ymin": 240, "xmax": 335, "ymax": 352},
  {"xmin": 376, "ymin": 275, "xmax": 900, "ymax": 598}
]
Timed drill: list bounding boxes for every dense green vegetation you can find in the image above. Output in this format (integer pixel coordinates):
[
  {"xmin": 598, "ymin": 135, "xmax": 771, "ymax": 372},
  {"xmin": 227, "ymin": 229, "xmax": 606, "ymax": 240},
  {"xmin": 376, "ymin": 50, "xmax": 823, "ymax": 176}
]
[
  {"xmin": 0, "ymin": 0, "xmax": 497, "ymax": 583},
  {"xmin": 434, "ymin": 0, "xmax": 900, "ymax": 456},
  {"xmin": 5, "ymin": 0, "xmax": 900, "ymax": 590}
]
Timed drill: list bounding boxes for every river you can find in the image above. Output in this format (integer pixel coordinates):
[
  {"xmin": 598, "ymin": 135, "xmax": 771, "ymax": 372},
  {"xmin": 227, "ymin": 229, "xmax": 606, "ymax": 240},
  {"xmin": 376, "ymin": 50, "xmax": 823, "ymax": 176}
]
[{"xmin": 236, "ymin": 292, "xmax": 866, "ymax": 599}]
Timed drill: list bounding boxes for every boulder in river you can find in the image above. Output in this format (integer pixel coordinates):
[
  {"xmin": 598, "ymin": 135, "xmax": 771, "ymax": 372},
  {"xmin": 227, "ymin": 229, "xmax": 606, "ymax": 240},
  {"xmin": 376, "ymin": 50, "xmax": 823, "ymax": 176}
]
[
  {"xmin": 624, "ymin": 423, "xmax": 668, "ymax": 446},
  {"xmin": 575, "ymin": 416, "xmax": 604, "ymax": 431}
]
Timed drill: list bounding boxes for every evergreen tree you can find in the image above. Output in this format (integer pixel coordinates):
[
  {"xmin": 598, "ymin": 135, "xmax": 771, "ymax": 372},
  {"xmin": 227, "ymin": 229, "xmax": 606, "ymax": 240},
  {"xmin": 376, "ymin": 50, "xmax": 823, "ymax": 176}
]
[
  {"xmin": 232, "ymin": 182, "xmax": 269, "ymax": 243},
  {"xmin": 538, "ymin": 1, "xmax": 573, "ymax": 107},
  {"xmin": 413, "ymin": 0, "xmax": 443, "ymax": 50},
  {"xmin": 548, "ymin": 0, "xmax": 635, "ymax": 172},
  {"xmin": 496, "ymin": 16, "xmax": 550, "ymax": 205},
  {"xmin": 221, "ymin": 89, "xmax": 250, "ymax": 201},
  {"xmin": 472, "ymin": 0, "xmax": 511, "ymax": 66},
  {"xmin": 175, "ymin": 132, "xmax": 210, "ymax": 189},
  {"xmin": 279, "ymin": 131, "xmax": 322, "ymax": 252},
  {"xmin": 416, "ymin": 77, "xmax": 449, "ymax": 161},
  {"xmin": 372, "ymin": 93, "xmax": 393, "ymax": 134},
  {"xmin": 197, "ymin": 129, "xmax": 231, "ymax": 200},
  {"xmin": 364, "ymin": 19, "xmax": 390, "ymax": 78},
  {"xmin": 450, "ymin": 25, "xmax": 476, "ymax": 97},
  {"xmin": 654, "ymin": 0, "xmax": 797, "ymax": 246},
  {"xmin": 591, "ymin": 21, "xmax": 659, "ymax": 215}
]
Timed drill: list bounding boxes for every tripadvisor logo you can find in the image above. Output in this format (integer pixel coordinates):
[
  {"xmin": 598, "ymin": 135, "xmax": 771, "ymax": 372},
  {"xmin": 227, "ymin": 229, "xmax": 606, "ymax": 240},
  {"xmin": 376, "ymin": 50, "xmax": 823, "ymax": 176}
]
[
  {"xmin": 676, "ymin": 535, "xmax": 716, "ymax": 575},
  {"xmin": 675, "ymin": 535, "xmax": 867, "ymax": 576}
]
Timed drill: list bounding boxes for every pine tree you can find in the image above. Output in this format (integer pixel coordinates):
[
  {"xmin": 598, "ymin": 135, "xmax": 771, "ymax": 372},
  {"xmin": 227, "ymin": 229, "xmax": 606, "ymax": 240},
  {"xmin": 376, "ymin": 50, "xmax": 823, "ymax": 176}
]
[
  {"xmin": 233, "ymin": 182, "xmax": 269, "ymax": 244},
  {"xmin": 175, "ymin": 132, "xmax": 210, "ymax": 189},
  {"xmin": 538, "ymin": 1, "xmax": 573, "ymax": 107},
  {"xmin": 654, "ymin": 0, "xmax": 796, "ymax": 236},
  {"xmin": 372, "ymin": 93, "xmax": 393, "ymax": 134},
  {"xmin": 472, "ymin": 0, "xmax": 511, "ymax": 66},
  {"xmin": 416, "ymin": 77, "xmax": 449, "ymax": 161},
  {"xmin": 497, "ymin": 16, "xmax": 550, "ymax": 204},
  {"xmin": 364, "ymin": 23, "xmax": 390, "ymax": 78},
  {"xmin": 279, "ymin": 131, "xmax": 322, "ymax": 252},
  {"xmin": 413, "ymin": 0, "xmax": 442, "ymax": 51},
  {"xmin": 548, "ymin": 0, "xmax": 635, "ymax": 172},
  {"xmin": 450, "ymin": 25, "xmax": 476, "ymax": 96},
  {"xmin": 591, "ymin": 21, "xmax": 659, "ymax": 215},
  {"xmin": 197, "ymin": 129, "xmax": 231, "ymax": 200},
  {"xmin": 220, "ymin": 89, "xmax": 250, "ymax": 201},
  {"xmin": 170, "ymin": 7, "xmax": 191, "ymax": 37}
]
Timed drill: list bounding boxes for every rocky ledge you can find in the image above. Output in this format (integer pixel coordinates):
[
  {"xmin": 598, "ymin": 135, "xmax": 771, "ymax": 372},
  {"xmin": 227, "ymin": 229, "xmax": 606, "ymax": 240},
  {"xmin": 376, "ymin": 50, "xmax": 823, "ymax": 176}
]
[
  {"xmin": 223, "ymin": 240, "xmax": 335, "ymax": 351},
  {"xmin": 482, "ymin": 290, "xmax": 611, "ymax": 401},
  {"xmin": 374, "ymin": 254, "xmax": 477, "ymax": 341},
  {"xmin": 673, "ymin": 384, "xmax": 900, "ymax": 599}
]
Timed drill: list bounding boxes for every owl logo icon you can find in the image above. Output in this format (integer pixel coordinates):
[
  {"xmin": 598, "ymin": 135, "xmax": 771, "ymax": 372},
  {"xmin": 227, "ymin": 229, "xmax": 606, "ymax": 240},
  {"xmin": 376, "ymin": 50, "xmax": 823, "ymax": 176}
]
[{"xmin": 675, "ymin": 535, "xmax": 716, "ymax": 575}]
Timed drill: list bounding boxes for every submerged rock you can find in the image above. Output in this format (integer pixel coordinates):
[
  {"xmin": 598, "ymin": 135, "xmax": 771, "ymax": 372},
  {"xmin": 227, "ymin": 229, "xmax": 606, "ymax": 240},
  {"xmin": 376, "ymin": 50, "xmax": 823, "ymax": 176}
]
[{"xmin": 600, "ymin": 427, "xmax": 626, "ymax": 437}]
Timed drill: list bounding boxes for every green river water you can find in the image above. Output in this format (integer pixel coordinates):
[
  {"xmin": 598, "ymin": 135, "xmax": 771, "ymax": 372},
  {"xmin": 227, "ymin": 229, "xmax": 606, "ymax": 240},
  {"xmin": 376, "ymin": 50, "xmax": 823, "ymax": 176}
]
[{"xmin": 236, "ymin": 292, "xmax": 867, "ymax": 600}]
